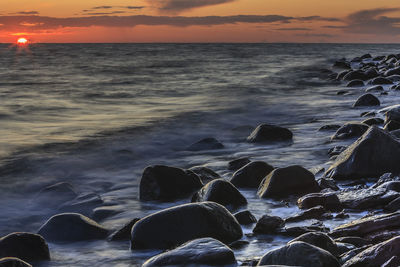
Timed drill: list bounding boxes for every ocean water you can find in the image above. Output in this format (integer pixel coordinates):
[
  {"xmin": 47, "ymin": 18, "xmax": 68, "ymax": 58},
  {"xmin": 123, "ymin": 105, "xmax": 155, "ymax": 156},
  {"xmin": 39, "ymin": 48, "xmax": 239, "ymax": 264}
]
[{"xmin": 1, "ymin": 43, "xmax": 399, "ymax": 266}]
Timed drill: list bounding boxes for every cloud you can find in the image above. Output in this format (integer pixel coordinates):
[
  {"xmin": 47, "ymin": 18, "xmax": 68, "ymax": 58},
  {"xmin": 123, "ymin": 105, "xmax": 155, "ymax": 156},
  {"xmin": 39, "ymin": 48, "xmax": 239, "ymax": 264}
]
[
  {"xmin": 15, "ymin": 11, "xmax": 39, "ymax": 15},
  {"xmin": 276, "ymin": 27, "xmax": 311, "ymax": 31},
  {"xmin": 150, "ymin": 0, "xmax": 236, "ymax": 12},
  {"xmin": 90, "ymin": 6, "xmax": 145, "ymax": 10}
]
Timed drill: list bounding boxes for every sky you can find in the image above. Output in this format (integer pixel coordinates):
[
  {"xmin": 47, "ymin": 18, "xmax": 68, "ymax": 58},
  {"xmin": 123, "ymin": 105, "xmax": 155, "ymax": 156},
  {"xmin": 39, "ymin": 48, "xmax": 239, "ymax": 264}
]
[{"xmin": 2, "ymin": 0, "xmax": 400, "ymax": 43}]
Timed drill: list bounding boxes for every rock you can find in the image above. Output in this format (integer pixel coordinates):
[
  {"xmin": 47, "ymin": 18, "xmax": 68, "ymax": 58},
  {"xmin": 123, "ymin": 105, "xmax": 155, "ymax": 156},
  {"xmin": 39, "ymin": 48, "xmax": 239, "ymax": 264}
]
[
  {"xmin": 382, "ymin": 256, "xmax": 400, "ymax": 267},
  {"xmin": 319, "ymin": 124, "xmax": 341, "ymax": 131},
  {"xmin": 108, "ymin": 218, "xmax": 140, "ymax": 241},
  {"xmin": 278, "ymin": 225, "xmax": 330, "ymax": 237},
  {"xmin": 342, "ymin": 236, "xmax": 400, "ymax": 267},
  {"xmin": 285, "ymin": 206, "xmax": 329, "ymax": 222},
  {"xmin": 328, "ymin": 146, "xmax": 347, "ymax": 157},
  {"xmin": 257, "ymin": 165, "xmax": 320, "ymax": 199},
  {"xmin": 189, "ymin": 166, "xmax": 220, "ymax": 184},
  {"xmin": 234, "ymin": 210, "xmax": 257, "ymax": 225},
  {"xmin": 346, "ymin": 80, "xmax": 364, "ymax": 87},
  {"xmin": 383, "ymin": 120, "xmax": 400, "ymax": 131},
  {"xmin": 326, "ymin": 126, "xmax": 400, "ymax": 180},
  {"xmin": 142, "ymin": 238, "xmax": 236, "ymax": 267},
  {"xmin": 337, "ymin": 187, "xmax": 399, "ymax": 209},
  {"xmin": 369, "ymin": 77, "xmax": 393, "ymax": 85},
  {"xmin": 139, "ymin": 165, "xmax": 202, "ymax": 201},
  {"xmin": 337, "ymin": 70, "xmax": 352, "ymax": 80},
  {"xmin": 229, "ymin": 240, "xmax": 249, "ymax": 249},
  {"xmin": 288, "ymin": 232, "xmax": 339, "ymax": 257},
  {"xmin": 373, "ymin": 55, "xmax": 385, "ymax": 61},
  {"xmin": 391, "ymin": 84, "xmax": 400, "ymax": 90},
  {"xmin": 361, "ymin": 117, "xmax": 383, "ymax": 126},
  {"xmin": 340, "ymin": 245, "xmax": 371, "ymax": 264},
  {"xmin": 331, "ymin": 123, "xmax": 369, "ymax": 140},
  {"xmin": 91, "ymin": 206, "xmax": 121, "ymax": 221},
  {"xmin": 376, "ymin": 181, "xmax": 400, "ymax": 192},
  {"xmin": 247, "ymin": 124, "xmax": 293, "ymax": 143},
  {"xmin": 187, "ymin": 137, "xmax": 224, "ymax": 151},
  {"xmin": 331, "ymin": 212, "xmax": 400, "ymax": 238},
  {"xmin": 253, "ymin": 215, "xmax": 285, "ymax": 234},
  {"xmin": 337, "ymin": 90, "xmax": 350, "ymax": 95},
  {"xmin": 361, "ymin": 53, "xmax": 372, "ymax": 60},
  {"xmin": 343, "ymin": 70, "xmax": 367, "ymax": 81},
  {"xmin": 385, "ymin": 197, "xmax": 400, "ymax": 212},
  {"xmin": 335, "ymin": 211, "xmax": 350, "ymax": 219},
  {"xmin": 333, "ymin": 60, "xmax": 351, "ymax": 70},
  {"xmin": 386, "ymin": 74, "xmax": 400, "ymax": 82},
  {"xmin": 191, "ymin": 179, "xmax": 247, "ymax": 209},
  {"xmin": 364, "ymin": 68, "xmax": 380, "ymax": 79},
  {"xmin": 230, "ymin": 161, "xmax": 274, "ymax": 188},
  {"xmin": 35, "ymin": 182, "xmax": 77, "ymax": 206},
  {"xmin": 0, "ymin": 258, "xmax": 32, "ymax": 267},
  {"xmin": 227, "ymin": 157, "xmax": 251, "ymax": 171},
  {"xmin": 334, "ymin": 237, "xmax": 370, "ymax": 247},
  {"xmin": 365, "ymin": 85, "xmax": 384, "ymax": 92},
  {"xmin": 318, "ymin": 178, "xmax": 340, "ymax": 191},
  {"xmin": 130, "ymin": 202, "xmax": 242, "ymax": 250},
  {"xmin": 360, "ymin": 111, "xmax": 376, "ymax": 117},
  {"xmin": 38, "ymin": 213, "xmax": 109, "ymax": 242},
  {"xmin": 384, "ymin": 67, "xmax": 400, "ymax": 76},
  {"xmin": 383, "ymin": 105, "xmax": 400, "ymax": 123},
  {"xmin": 297, "ymin": 192, "xmax": 342, "ymax": 212},
  {"xmin": 353, "ymin": 94, "xmax": 380, "ymax": 107},
  {"xmin": 372, "ymin": 173, "xmax": 400, "ymax": 188},
  {"xmin": 257, "ymin": 241, "xmax": 340, "ymax": 267},
  {"xmin": 58, "ymin": 192, "xmax": 103, "ymax": 216},
  {"xmin": 0, "ymin": 233, "xmax": 50, "ymax": 263}
]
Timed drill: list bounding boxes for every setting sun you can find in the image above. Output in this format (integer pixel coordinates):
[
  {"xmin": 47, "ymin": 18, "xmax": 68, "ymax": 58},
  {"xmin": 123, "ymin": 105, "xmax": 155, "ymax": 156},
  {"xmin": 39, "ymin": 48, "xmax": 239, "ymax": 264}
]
[{"xmin": 17, "ymin": 37, "xmax": 28, "ymax": 45}]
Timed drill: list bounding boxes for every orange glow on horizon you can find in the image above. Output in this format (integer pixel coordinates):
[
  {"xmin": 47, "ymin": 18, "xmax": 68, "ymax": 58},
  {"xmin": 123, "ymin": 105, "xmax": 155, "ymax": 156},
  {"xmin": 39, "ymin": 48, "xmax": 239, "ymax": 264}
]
[{"xmin": 17, "ymin": 37, "xmax": 28, "ymax": 45}]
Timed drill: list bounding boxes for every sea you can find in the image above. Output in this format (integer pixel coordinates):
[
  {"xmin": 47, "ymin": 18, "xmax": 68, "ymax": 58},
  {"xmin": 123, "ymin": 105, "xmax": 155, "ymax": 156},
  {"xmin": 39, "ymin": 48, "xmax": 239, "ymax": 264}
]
[{"xmin": 1, "ymin": 43, "xmax": 399, "ymax": 266}]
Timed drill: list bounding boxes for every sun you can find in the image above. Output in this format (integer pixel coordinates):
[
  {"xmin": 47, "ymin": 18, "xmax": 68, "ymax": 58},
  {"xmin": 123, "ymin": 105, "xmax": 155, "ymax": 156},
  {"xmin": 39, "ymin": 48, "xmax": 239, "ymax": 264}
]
[{"xmin": 17, "ymin": 38, "xmax": 28, "ymax": 45}]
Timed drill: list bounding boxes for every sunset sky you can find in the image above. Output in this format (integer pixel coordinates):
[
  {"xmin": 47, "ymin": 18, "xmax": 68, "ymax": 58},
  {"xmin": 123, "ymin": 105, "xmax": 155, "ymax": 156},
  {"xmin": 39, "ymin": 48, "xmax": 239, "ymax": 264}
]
[{"xmin": 2, "ymin": 0, "xmax": 400, "ymax": 43}]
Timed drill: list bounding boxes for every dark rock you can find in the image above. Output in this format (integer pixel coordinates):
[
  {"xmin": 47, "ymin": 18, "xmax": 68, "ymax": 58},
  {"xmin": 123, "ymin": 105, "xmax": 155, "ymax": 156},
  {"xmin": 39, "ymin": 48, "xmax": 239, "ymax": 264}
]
[
  {"xmin": 384, "ymin": 66, "xmax": 400, "ymax": 76},
  {"xmin": 334, "ymin": 237, "xmax": 370, "ymax": 247},
  {"xmin": 108, "ymin": 218, "xmax": 140, "ymax": 241},
  {"xmin": 376, "ymin": 181, "xmax": 400, "ymax": 192},
  {"xmin": 335, "ymin": 211, "xmax": 350, "ymax": 219},
  {"xmin": 333, "ymin": 60, "xmax": 351, "ymax": 70},
  {"xmin": 343, "ymin": 70, "xmax": 367, "ymax": 81},
  {"xmin": 58, "ymin": 192, "xmax": 103, "ymax": 216},
  {"xmin": 365, "ymin": 85, "xmax": 384, "ymax": 92},
  {"xmin": 191, "ymin": 179, "xmax": 247, "ymax": 209},
  {"xmin": 277, "ymin": 225, "xmax": 330, "ymax": 237},
  {"xmin": 385, "ymin": 197, "xmax": 400, "ymax": 212},
  {"xmin": 0, "ymin": 233, "xmax": 50, "ymax": 263},
  {"xmin": 382, "ymin": 256, "xmax": 400, "ymax": 267},
  {"xmin": 0, "ymin": 258, "xmax": 32, "ymax": 267},
  {"xmin": 331, "ymin": 123, "xmax": 369, "ymax": 140},
  {"xmin": 319, "ymin": 124, "xmax": 341, "ymax": 131},
  {"xmin": 130, "ymin": 202, "xmax": 242, "ymax": 250},
  {"xmin": 337, "ymin": 70, "xmax": 352, "ymax": 80},
  {"xmin": 351, "ymin": 57, "xmax": 362, "ymax": 63},
  {"xmin": 35, "ymin": 182, "xmax": 77, "ymax": 206},
  {"xmin": 318, "ymin": 178, "xmax": 340, "ymax": 191},
  {"xmin": 297, "ymin": 192, "xmax": 342, "ymax": 212},
  {"xmin": 346, "ymin": 80, "xmax": 364, "ymax": 87},
  {"xmin": 288, "ymin": 232, "xmax": 339, "ymax": 257},
  {"xmin": 360, "ymin": 111, "xmax": 376, "ymax": 117},
  {"xmin": 328, "ymin": 146, "xmax": 347, "ymax": 157},
  {"xmin": 230, "ymin": 161, "xmax": 274, "ymax": 188},
  {"xmin": 257, "ymin": 165, "xmax": 320, "ymax": 199},
  {"xmin": 227, "ymin": 157, "xmax": 251, "ymax": 171},
  {"xmin": 361, "ymin": 54, "xmax": 372, "ymax": 60},
  {"xmin": 189, "ymin": 166, "xmax": 220, "ymax": 184},
  {"xmin": 257, "ymin": 241, "xmax": 340, "ymax": 267},
  {"xmin": 337, "ymin": 187, "xmax": 399, "ymax": 209},
  {"xmin": 229, "ymin": 240, "xmax": 249, "ymax": 249},
  {"xmin": 386, "ymin": 74, "xmax": 400, "ymax": 82},
  {"xmin": 373, "ymin": 56, "xmax": 385, "ymax": 61},
  {"xmin": 340, "ymin": 245, "xmax": 371, "ymax": 264},
  {"xmin": 335, "ymin": 242, "xmax": 356, "ymax": 255},
  {"xmin": 139, "ymin": 165, "xmax": 202, "ymax": 201},
  {"xmin": 326, "ymin": 127, "xmax": 400, "ymax": 180},
  {"xmin": 391, "ymin": 84, "xmax": 400, "ymax": 90},
  {"xmin": 371, "ymin": 173, "xmax": 400, "ymax": 188},
  {"xmin": 364, "ymin": 68, "xmax": 379, "ymax": 79},
  {"xmin": 246, "ymin": 124, "xmax": 293, "ymax": 143},
  {"xmin": 234, "ymin": 210, "xmax": 257, "ymax": 225},
  {"xmin": 285, "ymin": 206, "xmax": 329, "ymax": 222},
  {"xmin": 38, "ymin": 213, "xmax": 109, "ymax": 242},
  {"xmin": 253, "ymin": 215, "xmax": 285, "ymax": 234},
  {"xmin": 187, "ymin": 137, "xmax": 224, "ymax": 151},
  {"xmin": 142, "ymin": 238, "xmax": 236, "ymax": 267},
  {"xmin": 342, "ymin": 236, "xmax": 400, "ymax": 267},
  {"xmin": 361, "ymin": 117, "xmax": 383, "ymax": 126},
  {"xmin": 337, "ymin": 90, "xmax": 350, "ymax": 95},
  {"xmin": 353, "ymin": 94, "xmax": 380, "ymax": 107},
  {"xmin": 369, "ymin": 77, "xmax": 393, "ymax": 85},
  {"xmin": 384, "ymin": 105, "xmax": 400, "ymax": 123},
  {"xmin": 383, "ymin": 120, "xmax": 400, "ymax": 131}
]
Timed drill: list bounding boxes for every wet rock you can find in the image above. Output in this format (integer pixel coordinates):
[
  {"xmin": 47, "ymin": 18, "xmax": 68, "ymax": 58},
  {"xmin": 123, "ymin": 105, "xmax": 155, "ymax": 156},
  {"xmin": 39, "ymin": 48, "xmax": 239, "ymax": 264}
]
[
  {"xmin": 335, "ymin": 211, "xmax": 350, "ymax": 219},
  {"xmin": 360, "ymin": 111, "xmax": 376, "ymax": 117},
  {"xmin": 58, "ymin": 192, "xmax": 103, "ymax": 216},
  {"xmin": 108, "ymin": 218, "xmax": 140, "ymax": 241},
  {"xmin": 257, "ymin": 241, "xmax": 340, "ymax": 267},
  {"xmin": 364, "ymin": 68, "xmax": 380, "ymax": 79},
  {"xmin": 234, "ymin": 210, "xmax": 257, "ymax": 225},
  {"xmin": 326, "ymin": 127, "xmax": 400, "ymax": 179},
  {"xmin": 319, "ymin": 124, "xmax": 341, "ymax": 131},
  {"xmin": 382, "ymin": 256, "xmax": 400, "ymax": 267},
  {"xmin": 142, "ymin": 238, "xmax": 236, "ymax": 267},
  {"xmin": 227, "ymin": 157, "xmax": 251, "ymax": 171},
  {"xmin": 35, "ymin": 182, "xmax": 77, "ymax": 206},
  {"xmin": 337, "ymin": 70, "xmax": 352, "ymax": 80},
  {"xmin": 336, "ymin": 242, "xmax": 356, "ymax": 255},
  {"xmin": 353, "ymin": 94, "xmax": 380, "ymax": 107},
  {"xmin": 0, "ymin": 258, "xmax": 32, "ymax": 267},
  {"xmin": 253, "ymin": 215, "xmax": 284, "ymax": 234},
  {"xmin": 278, "ymin": 225, "xmax": 330, "ymax": 237},
  {"xmin": 374, "ymin": 55, "xmax": 385, "ymax": 61},
  {"xmin": 384, "ymin": 66, "xmax": 400, "ymax": 76},
  {"xmin": 383, "ymin": 105, "xmax": 400, "ymax": 123},
  {"xmin": 361, "ymin": 117, "xmax": 383, "ymax": 126},
  {"xmin": 342, "ymin": 236, "xmax": 400, "ymax": 267},
  {"xmin": 191, "ymin": 179, "xmax": 247, "ymax": 209},
  {"xmin": 386, "ymin": 74, "xmax": 400, "ymax": 82},
  {"xmin": 391, "ymin": 84, "xmax": 400, "ymax": 90},
  {"xmin": 328, "ymin": 146, "xmax": 347, "ymax": 157},
  {"xmin": 343, "ymin": 70, "xmax": 367, "ymax": 81},
  {"xmin": 365, "ymin": 85, "xmax": 383, "ymax": 92},
  {"xmin": 333, "ymin": 60, "xmax": 351, "ymax": 70},
  {"xmin": 361, "ymin": 53, "xmax": 372, "ymax": 60},
  {"xmin": 257, "ymin": 165, "xmax": 320, "ymax": 199},
  {"xmin": 331, "ymin": 212, "xmax": 400, "ymax": 238},
  {"xmin": 384, "ymin": 196, "xmax": 400, "ymax": 212},
  {"xmin": 340, "ymin": 245, "xmax": 371, "ymax": 264},
  {"xmin": 346, "ymin": 80, "xmax": 364, "ymax": 87},
  {"xmin": 130, "ymin": 202, "xmax": 242, "ymax": 250},
  {"xmin": 230, "ymin": 161, "xmax": 274, "ymax": 188},
  {"xmin": 297, "ymin": 192, "xmax": 342, "ymax": 212},
  {"xmin": 38, "ymin": 213, "xmax": 109, "ymax": 242},
  {"xmin": 246, "ymin": 124, "xmax": 293, "ymax": 143},
  {"xmin": 187, "ymin": 137, "xmax": 224, "ymax": 151},
  {"xmin": 383, "ymin": 120, "xmax": 400, "ymax": 131},
  {"xmin": 331, "ymin": 123, "xmax": 369, "ymax": 140},
  {"xmin": 371, "ymin": 173, "xmax": 400, "ymax": 188},
  {"xmin": 229, "ymin": 240, "xmax": 249, "ymax": 249},
  {"xmin": 189, "ymin": 166, "xmax": 220, "ymax": 184},
  {"xmin": 334, "ymin": 237, "xmax": 370, "ymax": 247},
  {"xmin": 0, "ymin": 233, "xmax": 50, "ymax": 263},
  {"xmin": 337, "ymin": 90, "xmax": 350, "ymax": 95},
  {"xmin": 285, "ymin": 206, "xmax": 329, "ymax": 223},
  {"xmin": 369, "ymin": 77, "xmax": 393, "ymax": 85},
  {"xmin": 376, "ymin": 181, "xmax": 400, "ymax": 192},
  {"xmin": 139, "ymin": 165, "xmax": 202, "ymax": 201},
  {"xmin": 318, "ymin": 178, "xmax": 340, "ymax": 191},
  {"xmin": 288, "ymin": 232, "xmax": 339, "ymax": 257},
  {"xmin": 337, "ymin": 187, "xmax": 399, "ymax": 209}
]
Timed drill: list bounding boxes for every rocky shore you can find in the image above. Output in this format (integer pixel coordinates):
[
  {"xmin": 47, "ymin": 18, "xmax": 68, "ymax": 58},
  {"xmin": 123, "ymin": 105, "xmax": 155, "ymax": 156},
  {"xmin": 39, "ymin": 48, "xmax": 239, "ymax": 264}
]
[{"xmin": 4, "ymin": 52, "xmax": 400, "ymax": 266}]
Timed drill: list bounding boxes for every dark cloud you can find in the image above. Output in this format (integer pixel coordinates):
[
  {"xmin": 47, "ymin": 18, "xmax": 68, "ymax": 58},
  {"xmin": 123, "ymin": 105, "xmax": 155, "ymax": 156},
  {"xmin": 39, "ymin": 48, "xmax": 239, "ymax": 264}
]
[
  {"xmin": 296, "ymin": 33, "xmax": 334, "ymax": 38},
  {"xmin": 276, "ymin": 27, "xmax": 311, "ymax": 31},
  {"xmin": 86, "ymin": 11, "xmax": 127, "ymax": 16},
  {"xmin": 14, "ymin": 11, "xmax": 39, "ymax": 15},
  {"xmin": 91, "ymin": 6, "xmax": 144, "ymax": 10},
  {"xmin": 322, "ymin": 25, "xmax": 347, "ymax": 29},
  {"xmin": 150, "ymin": 0, "xmax": 236, "ymax": 12}
]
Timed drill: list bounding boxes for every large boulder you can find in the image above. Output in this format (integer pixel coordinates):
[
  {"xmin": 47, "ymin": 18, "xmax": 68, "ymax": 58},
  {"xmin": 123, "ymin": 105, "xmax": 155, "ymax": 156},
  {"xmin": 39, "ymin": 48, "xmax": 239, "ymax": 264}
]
[
  {"xmin": 230, "ymin": 161, "xmax": 274, "ymax": 188},
  {"xmin": 0, "ymin": 258, "xmax": 32, "ymax": 267},
  {"xmin": 342, "ymin": 236, "xmax": 400, "ymax": 267},
  {"xmin": 0, "ymin": 233, "xmax": 50, "ymax": 262},
  {"xmin": 38, "ymin": 213, "xmax": 109, "ymax": 242},
  {"xmin": 130, "ymin": 202, "xmax": 242, "ymax": 250},
  {"xmin": 253, "ymin": 215, "xmax": 285, "ymax": 234},
  {"xmin": 139, "ymin": 165, "xmax": 203, "ymax": 201},
  {"xmin": 142, "ymin": 238, "xmax": 236, "ymax": 267},
  {"xmin": 191, "ymin": 179, "xmax": 247, "ymax": 209},
  {"xmin": 257, "ymin": 241, "xmax": 340, "ymax": 267},
  {"xmin": 353, "ymin": 94, "xmax": 380, "ymax": 107},
  {"xmin": 247, "ymin": 124, "xmax": 293, "ymax": 143},
  {"xmin": 325, "ymin": 126, "xmax": 400, "ymax": 180},
  {"xmin": 288, "ymin": 232, "xmax": 339, "ymax": 257},
  {"xmin": 257, "ymin": 165, "xmax": 320, "ymax": 198},
  {"xmin": 331, "ymin": 123, "xmax": 369, "ymax": 140}
]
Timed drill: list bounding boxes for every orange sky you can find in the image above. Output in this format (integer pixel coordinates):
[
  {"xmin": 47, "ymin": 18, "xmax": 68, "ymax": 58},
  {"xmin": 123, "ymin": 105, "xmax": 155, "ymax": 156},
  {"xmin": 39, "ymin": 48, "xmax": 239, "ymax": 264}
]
[{"xmin": 2, "ymin": 0, "xmax": 400, "ymax": 42}]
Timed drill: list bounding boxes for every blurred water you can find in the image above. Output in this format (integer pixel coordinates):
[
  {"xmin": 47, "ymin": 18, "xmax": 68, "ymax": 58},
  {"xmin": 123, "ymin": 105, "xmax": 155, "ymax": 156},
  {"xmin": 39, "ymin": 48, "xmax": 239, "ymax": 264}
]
[{"xmin": 1, "ymin": 43, "xmax": 400, "ymax": 266}]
